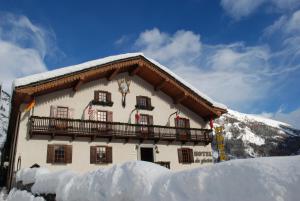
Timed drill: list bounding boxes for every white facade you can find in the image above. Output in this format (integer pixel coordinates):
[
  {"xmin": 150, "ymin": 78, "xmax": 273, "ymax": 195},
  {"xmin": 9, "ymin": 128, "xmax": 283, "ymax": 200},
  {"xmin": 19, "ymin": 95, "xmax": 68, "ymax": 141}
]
[{"xmin": 14, "ymin": 73, "xmax": 213, "ymax": 172}]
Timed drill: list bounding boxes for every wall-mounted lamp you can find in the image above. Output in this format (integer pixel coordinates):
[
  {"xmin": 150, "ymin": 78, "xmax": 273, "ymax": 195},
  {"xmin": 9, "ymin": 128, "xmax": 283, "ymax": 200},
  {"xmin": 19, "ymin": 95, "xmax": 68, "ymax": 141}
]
[
  {"xmin": 154, "ymin": 145, "xmax": 159, "ymax": 154},
  {"xmin": 166, "ymin": 110, "xmax": 180, "ymax": 126}
]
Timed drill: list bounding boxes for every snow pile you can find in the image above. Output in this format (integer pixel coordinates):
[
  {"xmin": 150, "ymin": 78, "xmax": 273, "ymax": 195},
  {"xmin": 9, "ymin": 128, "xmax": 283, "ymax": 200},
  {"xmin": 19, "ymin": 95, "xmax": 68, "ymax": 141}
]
[
  {"xmin": 16, "ymin": 156, "xmax": 300, "ymax": 201},
  {"xmin": 5, "ymin": 189, "xmax": 44, "ymax": 201},
  {"xmin": 13, "ymin": 53, "xmax": 226, "ymax": 110},
  {"xmin": 16, "ymin": 168, "xmax": 50, "ymax": 185}
]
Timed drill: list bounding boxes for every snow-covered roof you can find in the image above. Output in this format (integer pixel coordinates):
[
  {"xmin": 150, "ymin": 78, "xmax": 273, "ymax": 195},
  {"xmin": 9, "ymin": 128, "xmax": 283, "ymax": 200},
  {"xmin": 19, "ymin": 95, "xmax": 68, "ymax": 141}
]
[{"xmin": 13, "ymin": 52, "xmax": 227, "ymax": 110}]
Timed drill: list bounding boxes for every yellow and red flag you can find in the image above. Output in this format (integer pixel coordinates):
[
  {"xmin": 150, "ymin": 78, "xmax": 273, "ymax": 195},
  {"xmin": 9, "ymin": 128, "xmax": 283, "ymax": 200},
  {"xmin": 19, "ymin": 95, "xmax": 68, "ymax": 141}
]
[{"xmin": 24, "ymin": 99, "xmax": 35, "ymax": 112}]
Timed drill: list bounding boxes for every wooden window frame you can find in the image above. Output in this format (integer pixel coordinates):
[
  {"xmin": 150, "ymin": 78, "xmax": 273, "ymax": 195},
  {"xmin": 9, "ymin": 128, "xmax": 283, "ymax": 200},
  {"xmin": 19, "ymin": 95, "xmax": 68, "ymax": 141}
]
[
  {"xmin": 56, "ymin": 106, "xmax": 69, "ymax": 119},
  {"xmin": 136, "ymin": 96, "xmax": 154, "ymax": 110},
  {"xmin": 175, "ymin": 117, "xmax": 191, "ymax": 140},
  {"xmin": 47, "ymin": 144, "xmax": 72, "ymax": 164},
  {"xmin": 93, "ymin": 90, "xmax": 113, "ymax": 106},
  {"xmin": 96, "ymin": 110, "xmax": 107, "ymax": 122},
  {"xmin": 136, "ymin": 114, "xmax": 154, "ymax": 136},
  {"xmin": 178, "ymin": 148, "xmax": 194, "ymax": 164},
  {"xmin": 90, "ymin": 146, "xmax": 112, "ymax": 164}
]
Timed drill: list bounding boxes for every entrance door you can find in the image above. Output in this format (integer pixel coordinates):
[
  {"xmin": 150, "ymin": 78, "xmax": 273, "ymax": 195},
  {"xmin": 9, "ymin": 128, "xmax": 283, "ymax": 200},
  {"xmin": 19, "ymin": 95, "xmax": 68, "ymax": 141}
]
[{"xmin": 140, "ymin": 147, "xmax": 154, "ymax": 162}]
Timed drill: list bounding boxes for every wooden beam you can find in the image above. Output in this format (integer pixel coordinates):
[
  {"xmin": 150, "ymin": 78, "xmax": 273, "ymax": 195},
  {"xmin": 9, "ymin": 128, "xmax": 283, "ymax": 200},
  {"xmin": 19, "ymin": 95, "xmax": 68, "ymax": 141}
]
[
  {"xmin": 107, "ymin": 68, "xmax": 120, "ymax": 81},
  {"xmin": 173, "ymin": 93, "xmax": 187, "ymax": 104},
  {"xmin": 154, "ymin": 79, "xmax": 169, "ymax": 91},
  {"xmin": 73, "ymin": 78, "xmax": 85, "ymax": 92},
  {"xmin": 129, "ymin": 64, "xmax": 142, "ymax": 76}
]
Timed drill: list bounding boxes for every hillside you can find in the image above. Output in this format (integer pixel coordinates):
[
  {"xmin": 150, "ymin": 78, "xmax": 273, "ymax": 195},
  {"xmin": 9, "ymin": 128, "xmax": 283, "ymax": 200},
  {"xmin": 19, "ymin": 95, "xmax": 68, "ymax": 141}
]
[{"xmin": 214, "ymin": 110, "xmax": 300, "ymax": 159}]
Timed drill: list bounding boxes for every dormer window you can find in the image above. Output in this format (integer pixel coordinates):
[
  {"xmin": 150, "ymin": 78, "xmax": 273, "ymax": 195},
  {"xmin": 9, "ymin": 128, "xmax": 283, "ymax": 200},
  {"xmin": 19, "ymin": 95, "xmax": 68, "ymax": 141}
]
[
  {"xmin": 93, "ymin": 90, "xmax": 113, "ymax": 106},
  {"xmin": 136, "ymin": 96, "xmax": 154, "ymax": 110}
]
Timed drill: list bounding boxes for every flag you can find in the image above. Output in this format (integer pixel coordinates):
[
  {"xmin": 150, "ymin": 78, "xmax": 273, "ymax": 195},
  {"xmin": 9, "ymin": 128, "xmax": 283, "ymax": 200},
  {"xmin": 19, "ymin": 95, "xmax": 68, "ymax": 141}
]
[
  {"xmin": 88, "ymin": 104, "xmax": 94, "ymax": 120},
  {"xmin": 25, "ymin": 99, "xmax": 35, "ymax": 112}
]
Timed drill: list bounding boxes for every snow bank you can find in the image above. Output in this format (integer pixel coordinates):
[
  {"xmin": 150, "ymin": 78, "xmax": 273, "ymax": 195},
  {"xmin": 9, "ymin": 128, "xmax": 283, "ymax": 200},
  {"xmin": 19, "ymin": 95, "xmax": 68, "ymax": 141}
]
[
  {"xmin": 12, "ymin": 53, "xmax": 226, "ymax": 110},
  {"xmin": 17, "ymin": 156, "xmax": 300, "ymax": 201},
  {"xmin": 16, "ymin": 168, "xmax": 50, "ymax": 185},
  {"xmin": 6, "ymin": 189, "xmax": 44, "ymax": 201}
]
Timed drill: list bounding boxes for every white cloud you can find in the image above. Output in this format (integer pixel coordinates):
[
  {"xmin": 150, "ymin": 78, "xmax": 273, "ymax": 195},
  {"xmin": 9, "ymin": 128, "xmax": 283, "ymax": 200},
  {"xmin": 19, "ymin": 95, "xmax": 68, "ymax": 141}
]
[
  {"xmin": 132, "ymin": 28, "xmax": 300, "ymax": 113},
  {"xmin": 0, "ymin": 13, "xmax": 55, "ymax": 91},
  {"xmin": 220, "ymin": 0, "xmax": 300, "ymax": 20},
  {"xmin": 220, "ymin": 0, "xmax": 266, "ymax": 19},
  {"xmin": 135, "ymin": 28, "xmax": 201, "ymax": 65},
  {"xmin": 261, "ymin": 107, "xmax": 300, "ymax": 129},
  {"xmin": 264, "ymin": 10, "xmax": 300, "ymax": 35}
]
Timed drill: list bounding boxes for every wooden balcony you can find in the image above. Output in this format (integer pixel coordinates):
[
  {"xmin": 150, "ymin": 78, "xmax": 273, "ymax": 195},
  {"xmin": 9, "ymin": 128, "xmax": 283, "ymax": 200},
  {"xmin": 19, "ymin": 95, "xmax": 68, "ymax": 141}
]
[{"xmin": 29, "ymin": 116, "xmax": 212, "ymax": 144}]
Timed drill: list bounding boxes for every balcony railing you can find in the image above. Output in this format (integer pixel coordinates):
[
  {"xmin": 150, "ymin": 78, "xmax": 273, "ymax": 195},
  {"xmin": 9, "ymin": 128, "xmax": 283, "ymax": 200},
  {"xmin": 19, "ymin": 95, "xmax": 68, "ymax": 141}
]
[{"xmin": 29, "ymin": 116, "xmax": 212, "ymax": 144}]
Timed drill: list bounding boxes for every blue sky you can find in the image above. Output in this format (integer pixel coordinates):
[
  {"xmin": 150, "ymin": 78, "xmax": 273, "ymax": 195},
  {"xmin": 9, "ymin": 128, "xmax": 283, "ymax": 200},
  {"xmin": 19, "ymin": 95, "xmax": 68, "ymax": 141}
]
[{"xmin": 0, "ymin": 0, "xmax": 300, "ymax": 128}]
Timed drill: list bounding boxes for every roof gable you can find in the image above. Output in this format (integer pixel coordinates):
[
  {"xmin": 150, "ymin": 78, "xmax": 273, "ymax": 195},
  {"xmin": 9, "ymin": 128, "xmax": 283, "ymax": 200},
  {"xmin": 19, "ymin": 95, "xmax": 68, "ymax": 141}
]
[{"xmin": 13, "ymin": 53, "xmax": 227, "ymax": 118}]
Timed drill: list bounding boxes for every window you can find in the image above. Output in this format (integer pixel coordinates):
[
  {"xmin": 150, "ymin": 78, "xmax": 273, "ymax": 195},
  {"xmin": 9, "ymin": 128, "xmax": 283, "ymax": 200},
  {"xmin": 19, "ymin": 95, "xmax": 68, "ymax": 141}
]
[
  {"xmin": 98, "ymin": 92, "xmax": 107, "ymax": 102},
  {"xmin": 136, "ymin": 96, "xmax": 154, "ymax": 110},
  {"xmin": 56, "ymin": 107, "xmax": 68, "ymax": 119},
  {"xmin": 140, "ymin": 114, "xmax": 149, "ymax": 133},
  {"xmin": 90, "ymin": 146, "xmax": 112, "ymax": 164},
  {"xmin": 96, "ymin": 147, "xmax": 106, "ymax": 163},
  {"xmin": 175, "ymin": 117, "xmax": 191, "ymax": 140},
  {"xmin": 47, "ymin": 144, "xmax": 72, "ymax": 164},
  {"xmin": 97, "ymin": 111, "xmax": 107, "ymax": 122},
  {"xmin": 175, "ymin": 117, "xmax": 190, "ymax": 128},
  {"xmin": 93, "ymin": 91, "xmax": 113, "ymax": 106},
  {"xmin": 54, "ymin": 145, "xmax": 65, "ymax": 163},
  {"xmin": 138, "ymin": 97, "xmax": 147, "ymax": 107},
  {"xmin": 137, "ymin": 114, "xmax": 154, "ymax": 134},
  {"xmin": 178, "ymin": 148, "xmax": 194, "ymax": 164}
]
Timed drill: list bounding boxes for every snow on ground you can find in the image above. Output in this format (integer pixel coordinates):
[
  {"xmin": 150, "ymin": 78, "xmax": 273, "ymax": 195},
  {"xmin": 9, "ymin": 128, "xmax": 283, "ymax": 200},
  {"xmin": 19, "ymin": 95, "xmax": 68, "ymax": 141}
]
[
  {"xmin": 14, "ymin": 155, "xmax": 300, "ymax": 201},
  {"xmin": 4, "ymin": 189, "xmax": 44, "ymax": 201}
]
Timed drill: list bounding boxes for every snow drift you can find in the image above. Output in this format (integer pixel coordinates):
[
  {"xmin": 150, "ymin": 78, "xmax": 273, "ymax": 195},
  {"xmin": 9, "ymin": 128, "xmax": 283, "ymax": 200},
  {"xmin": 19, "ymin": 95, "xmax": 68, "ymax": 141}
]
[{"xmin": 12, "ymin": 155, "xmax": 300, "ymax": 201}]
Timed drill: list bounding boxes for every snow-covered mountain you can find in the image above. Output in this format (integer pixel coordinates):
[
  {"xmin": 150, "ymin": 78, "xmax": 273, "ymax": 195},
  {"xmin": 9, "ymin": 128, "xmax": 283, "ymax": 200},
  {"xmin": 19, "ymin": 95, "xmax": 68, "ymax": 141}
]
[
  {"xmin": 214, "ymin": 109, "xmax": 300, "ymax": 159},
  {"xmin": 0, "ymin": 88, "xmax": 10, "ymax": 150}
]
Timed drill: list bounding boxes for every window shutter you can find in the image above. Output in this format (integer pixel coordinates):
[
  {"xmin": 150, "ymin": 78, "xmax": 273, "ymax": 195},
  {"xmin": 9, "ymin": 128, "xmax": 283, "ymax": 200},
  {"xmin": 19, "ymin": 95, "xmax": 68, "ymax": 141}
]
[
  {"xmin": 68, "ymin": 108, "xmax": 75, "ymax": 119},
  {"xmin": 177, "ymin": 148, "xmax": 183, "ymax": 163},
  {"xmin": 136, "ymin": 96, "xmax": 141, "ymax": 106},
  {"xmin": 146, "ymin": 97, "xmax": 151, "ymax": 108},
  {"xmin": 107, "ymin": 111, "xmax": 113, "ymax": 130},
  {"xmin": 189, "ymin": 148, "xmax": 194, "ymax": 163},
  {"xmin": 174, "ymin": 118, "xmax": 179, "ymax": 127},
  {"xmin": 50, "ymin": 106, "xmax": 57, "ymax": 117},
  {"xmin": 185, "ymin": 119, "xmax": 190, "ymax": 128},
  {"xmin": 94, "ymin": 91, "xmax": 99, "ymax": 102},
  {"xmin": 90, "ymin": 146, "xmax": 96, "ymax": 164},
  {"xmin": 47, "ymin": 145, "xmax": 54, "ymax": 163},
  {"xmin": 148, "ymin": 115, "xmax": 154, "ymax": 134},
  {"xmin": 107, "ymin": 111, "xmax": 113, "ymax": 122},
  {"xmin": 65, "ymin": 145, "xmax": 72, "ymax": 163},
  {"xmin": 106, "ymin": 146, "xmax": 112, "ymax": 163},
  {"xmin": 107, "ymin": 92, "xmax": 112, "ymax": 102},
  {"xmin": 148, "ymin": 115, "xmax": 153, "ymax": 125}
]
